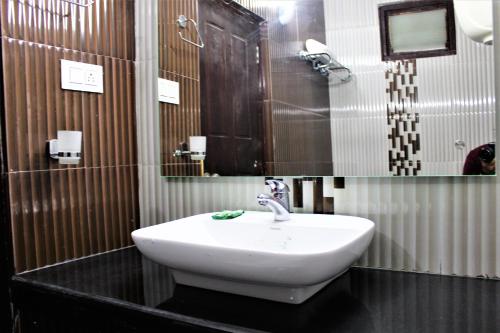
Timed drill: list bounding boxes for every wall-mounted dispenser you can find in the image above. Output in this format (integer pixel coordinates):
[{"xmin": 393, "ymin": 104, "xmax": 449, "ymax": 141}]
[
  {"xmin": 454, "ymin": 0, "xmax": 493, "ymax": 45},
  {"xmin": 189, "ymin": 136, "xmax": 206, "ymax": 161},
  {"xmin": 48, "ymin": 131, "xmax": 82, "ymax": 165},
  {"xmin": 173, "ymin": 136, "xmax": 206, "ymax": 161}
]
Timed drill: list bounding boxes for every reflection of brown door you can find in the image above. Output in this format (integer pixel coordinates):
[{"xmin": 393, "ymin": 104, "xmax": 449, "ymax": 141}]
[{"xmin": 199, "ymin": 0, "xmax": 264, "ymax": 176}]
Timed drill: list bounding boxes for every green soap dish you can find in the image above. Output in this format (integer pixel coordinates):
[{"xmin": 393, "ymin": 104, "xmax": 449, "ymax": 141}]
[{"xmin": 212, "ymin": 210, "xmax": 245, "ymax": 220}]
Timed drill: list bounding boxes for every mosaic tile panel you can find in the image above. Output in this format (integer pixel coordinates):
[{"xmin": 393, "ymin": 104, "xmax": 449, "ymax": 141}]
[{"xmin": 386, "ymin": 59, "xmax": 422, "ymax": 176}]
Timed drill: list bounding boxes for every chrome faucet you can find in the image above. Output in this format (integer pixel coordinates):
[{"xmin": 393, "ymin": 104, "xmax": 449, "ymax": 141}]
[{"xmin": 257, "ymin": 180, "xmax": 291, "ymax": 221}]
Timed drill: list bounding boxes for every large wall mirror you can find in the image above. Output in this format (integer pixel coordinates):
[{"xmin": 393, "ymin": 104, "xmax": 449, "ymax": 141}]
[{"xmin": 157, "ymin": 0, "xmax": 496, "ymax": 177}]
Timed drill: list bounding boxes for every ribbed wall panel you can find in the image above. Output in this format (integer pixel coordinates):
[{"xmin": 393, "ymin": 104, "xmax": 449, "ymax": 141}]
[
  {"xmin": 158, "ymin": 0, "xmax": 200, "ymax": 80},
  {"xmin": 1, "ymin": 0, "xmax": 135, "ymax": 60},
  {"xmin": 339, "ymin": 176, "xmax": 499, "ymax": 278},
  {"xmin": 324, "ymin": 0, "xmax": 388, "ymax": 176},
  {"xmin": 419, "ymin": 27, "xmax": 496, "ymax": 175},
  {"xmin": 136, "ymin": 1, "xmax": 499, "ymax": 279},
  {"xmin": 159, "ymin": 70, "xmax": 201, "ymax": 175},
  {"xmin": 3, "ymin": 0, "xmax": 139, "ymax": 273},
  {"xmin": 157, "ymin": 0, "xmax": 201, "ymax": 174},
  {"xmin": 325, "ymin": 0, "xmax": 495, "ymax": 176}
]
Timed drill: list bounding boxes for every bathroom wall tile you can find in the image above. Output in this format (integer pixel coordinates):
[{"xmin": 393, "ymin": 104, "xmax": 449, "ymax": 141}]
[
  {"xmin": 2, "ymin": 0, "xmax": 139, "ymax": 275},
  {"xmin": 292, "ymin": 178, "xmax": 303, "ymax": 208},
  {"xmin": 161, "ymin": 163, "xmax": 202, "ymax": 177},
  {"xmin": 312, "ymin": 177, "xmax": 324, "ymax": 213},
  {"xmin": 158, "ymin": 0, "xmax": 200, "ymax": 80},
  {"xmin": 0, "ymin": 0, "xmax": 135, "ymax": 61},
  {"xmin": 326, "ymin": 0, "xmax": 495, "ymax": 176},
  {"xmin": 334, "ymin": 177, "xmax": 346, "ymax": 189},
  {"xmin": 0, "ymin": 172, "xmax": 14, "ymax": 332},
  {"xmin": 323, "ymin": 197, "xmax": 334, "ymax": 214},
  {"xmin": 2, "ymin": 37, "xmax": 137, "ymax": 172},
  {"xmin": 158, "ymin": 71, "xmax": 201, "ymax": 170},
  {"xmin": 271, "ymin": 70, "xmax": 331, "ymax": 111},
  {"xmin": 157, "ymin": 0, "xmax": 200, "ymax": 177},
  {"xmin": 297, "ymin": 0, "xmax": 327, "ymax": 45},
  {"xmin": 262, "ymin": 100, "xmax": 274, "ymax": 175},
  {"xmin": 271, "ymin": 101, "xmax": 333, "ymax": 175},
  {"xmin": 9, "ymin": 165, "xmax": 138, "ymax": 273}
]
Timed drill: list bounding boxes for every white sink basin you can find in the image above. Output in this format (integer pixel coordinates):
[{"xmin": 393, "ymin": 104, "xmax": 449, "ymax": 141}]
[{"xmin": 132, "ymin": 212, "xmax": 375, "ymax": 304}]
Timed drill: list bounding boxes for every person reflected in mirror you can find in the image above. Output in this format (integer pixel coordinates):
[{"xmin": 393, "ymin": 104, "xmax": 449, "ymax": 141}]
[{"xmin": 463, "ymin": 143, "xmax": 495, "ymax": 175}]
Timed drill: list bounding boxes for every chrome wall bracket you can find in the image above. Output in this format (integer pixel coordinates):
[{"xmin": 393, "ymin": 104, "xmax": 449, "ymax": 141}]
[
  {"xmin": 173, "ymin": 142, "xmax": 191, "ymax": 158},
  {"xmin": 299, "ymin": 50, "xmax": 352, "ymax": 82}
]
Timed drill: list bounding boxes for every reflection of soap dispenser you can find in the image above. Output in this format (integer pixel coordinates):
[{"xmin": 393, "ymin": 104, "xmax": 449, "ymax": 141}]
[
  {"xmin": 48, "ymin": 131, "xmax": 82, "ymax": 165},
  {"xmin": 189, "ymin": 136, "xmax": 206, "ymax": 161}
]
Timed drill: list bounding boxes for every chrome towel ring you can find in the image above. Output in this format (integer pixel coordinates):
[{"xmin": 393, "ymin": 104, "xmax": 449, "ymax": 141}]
[{"xmin": 177, "ymin": 15, "xmax": 205, "ymax": 49}]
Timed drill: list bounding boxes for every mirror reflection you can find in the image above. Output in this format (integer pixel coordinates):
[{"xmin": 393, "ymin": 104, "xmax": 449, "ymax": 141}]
[{"xmin": 158, "ymin": 0, "xmax": 496, "ymax": 177}]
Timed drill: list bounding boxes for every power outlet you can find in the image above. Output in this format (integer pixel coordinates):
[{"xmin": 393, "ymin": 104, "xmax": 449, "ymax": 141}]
[
  {"xmin": 85, "ymin": 70, "xmax": 98, "ymax": 86},
  {"xmin": 61, "ymin": 60, "xmax": 103, "ymax": 94}
]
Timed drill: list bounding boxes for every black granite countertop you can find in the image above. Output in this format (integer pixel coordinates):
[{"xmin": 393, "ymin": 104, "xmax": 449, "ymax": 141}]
[{"xmin": 11, "ymin": 247, "xmax": 500, "ymax": 333}]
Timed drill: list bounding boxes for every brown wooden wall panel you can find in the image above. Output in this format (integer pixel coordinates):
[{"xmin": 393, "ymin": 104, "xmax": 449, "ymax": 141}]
[
  {"xmin": 158, "ymin": 0, "xmax": 199, "ymax": 79},
  {"xmin": 159, "ymin": 70, "xmax": 201, "ymax": 175},
  {"xmin": 158, "ymin": 0, "xmax": 201, "ymax": 176},
  {"xmin": 9, "ymin": 166, "xmax": 138, "ymax": 272},
  {"xmin": 3, "ymin": 37, "xmax": 137, "ymax": 172},
  {"xmin": 1, "ymin": 0, "xmax": 135, "ymax": 61},
  {"xmin": 1, "ymin": 0, "xmax": 138, "ymax": 273}
]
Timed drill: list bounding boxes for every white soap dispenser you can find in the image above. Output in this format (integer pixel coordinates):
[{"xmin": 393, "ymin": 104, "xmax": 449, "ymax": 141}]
[{"xmin": 48, "ymin": 131, "xmax": 83, "ymax": 165}]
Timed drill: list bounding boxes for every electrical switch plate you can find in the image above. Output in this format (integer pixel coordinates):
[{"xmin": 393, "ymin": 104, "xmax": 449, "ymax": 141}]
[
  {"xmin": 69, "ymin": 67, "xmax": 84, "ymax": 84},
  {"xmin": 158, "ymin": 78, "xmax": 180, "ymax": 105},
  {"xmin": 61, "ymin": 60, "xmax": 104, "ymax": 93}
]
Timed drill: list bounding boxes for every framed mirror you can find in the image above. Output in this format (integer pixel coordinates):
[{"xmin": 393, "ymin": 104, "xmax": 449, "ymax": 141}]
[{"xmin": 157, "ymin": 0, "xmax": 496, "ymax": 177}]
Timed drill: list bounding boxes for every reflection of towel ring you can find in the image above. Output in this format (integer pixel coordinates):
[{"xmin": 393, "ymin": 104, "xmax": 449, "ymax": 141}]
[
  {"xmin": 177, "ymin": 15, "xmax": 205, "ymax": 49},
  {"xmin": 60, "ymin": 0, "xmax": 95, "ymax": 7}
]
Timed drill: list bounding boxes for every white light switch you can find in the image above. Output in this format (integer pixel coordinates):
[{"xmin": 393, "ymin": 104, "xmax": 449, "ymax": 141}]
[
  {"xmin": 61, "ymin": 60, "xmax": 104, "ymax": 94},
  {"xmin": 158, "ymin": 78, "xmax": 180, "ymax": 105},
  {"xmin": 69, "ymin": 67, "xmax": 84, "ymax": 84}
]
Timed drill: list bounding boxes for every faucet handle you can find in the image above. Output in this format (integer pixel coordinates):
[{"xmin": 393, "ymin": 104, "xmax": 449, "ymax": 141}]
[{"xmin": 265, "ymin": 180, "xmax": 290, "ymax": 193}]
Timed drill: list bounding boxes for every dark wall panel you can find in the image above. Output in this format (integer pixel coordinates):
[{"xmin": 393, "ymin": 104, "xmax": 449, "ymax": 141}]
[
  {"xmin": 1, "ymin": 0, "xmax": 138, "ymax": 273},
  {"xmin": 1, "ymin": 0, "xmax": 135, "ymax": 60},
  {"xmin": 3, "ymin": 38, "xmax": 137, "ymax": 172},
  {"xmin": 158, "ymin": 0, "xmax": 202, "ymax": 175}
]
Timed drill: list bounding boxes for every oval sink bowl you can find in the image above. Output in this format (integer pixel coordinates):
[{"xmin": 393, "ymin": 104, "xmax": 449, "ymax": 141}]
[{"xmin": 132, "ymin": 212, "xmax": 375, "ymax": 304}]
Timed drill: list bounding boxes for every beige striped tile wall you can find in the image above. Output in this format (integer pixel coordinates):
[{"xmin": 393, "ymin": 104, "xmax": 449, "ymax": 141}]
[{"xmin": 2, "ymin": 0, "xmax": 139, "ymax": 273}]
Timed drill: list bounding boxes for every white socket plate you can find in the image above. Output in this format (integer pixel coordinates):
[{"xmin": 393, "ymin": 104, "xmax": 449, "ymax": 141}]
[{"xmin": 61, "ymin": 60, "xmax": 104, "ymax": 94}]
